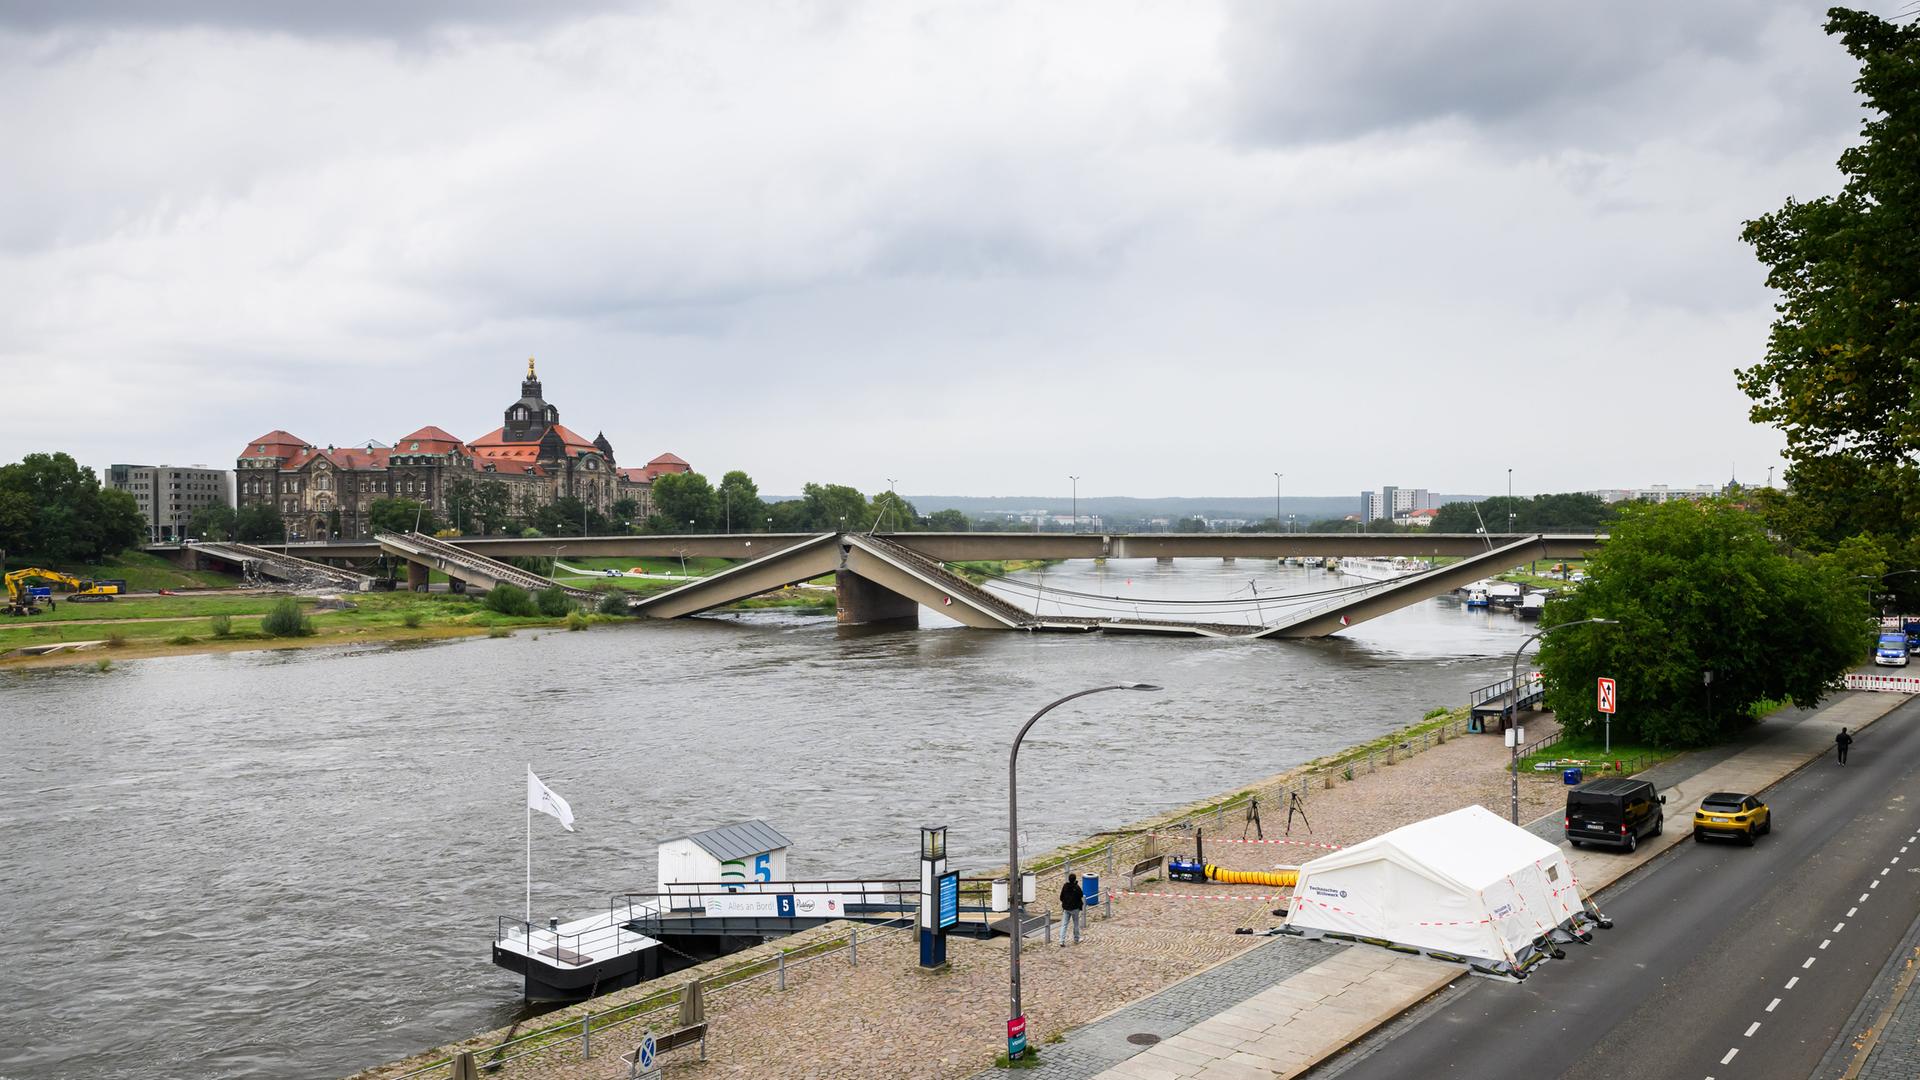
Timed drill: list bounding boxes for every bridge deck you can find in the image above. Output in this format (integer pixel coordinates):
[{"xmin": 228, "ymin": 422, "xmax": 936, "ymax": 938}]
[
  {"xmin": 376, "ymin": 531, "xmax": 596, "ymax": 601},
  {"xmin": 190, "ymin": 541, "xmax": 373, "ymax": 592}
]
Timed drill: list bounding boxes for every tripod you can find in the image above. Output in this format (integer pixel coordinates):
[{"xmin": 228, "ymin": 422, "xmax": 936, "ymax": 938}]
[
  {"xmin": 1242, "ymin": 798, "xmax": 1263, "ymax": 840},
  {"xmin": 1284, "ymin": 791, "xmax": 1312, "ymax": 836}
]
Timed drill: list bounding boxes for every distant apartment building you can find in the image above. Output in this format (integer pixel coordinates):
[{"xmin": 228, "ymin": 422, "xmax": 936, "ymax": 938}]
[
  {"xmin": 1586, "ymin": 484, "xmax": 1722, "ymax": 505},
  {"xmin": 1360, "ymin": 486, "xmax": 1433, "ymax": 522},
  {"xmin": 108, "ymin": 464, "xmax": 231, "ymax": 543}
]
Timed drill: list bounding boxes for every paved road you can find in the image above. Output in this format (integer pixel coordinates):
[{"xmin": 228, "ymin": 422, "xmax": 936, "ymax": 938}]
[{"xmin": 1319, "ymin": 696, "xmax": 1920, "ymax": 1080}]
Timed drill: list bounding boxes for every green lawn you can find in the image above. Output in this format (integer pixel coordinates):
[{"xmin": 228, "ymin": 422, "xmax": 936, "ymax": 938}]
[{"xmin": 5, "ymin": 551, "xmax": 240, "ymax": 591}]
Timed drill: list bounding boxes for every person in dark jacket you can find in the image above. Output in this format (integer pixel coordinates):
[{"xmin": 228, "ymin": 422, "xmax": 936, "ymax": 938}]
[
  {"xmin": 1837, "ymin": 727, "xmax": 1853, "ymax": 766},
  {"xmin": 1058, "ymin": 873, "xmax": 1085, "ymax": 946}
]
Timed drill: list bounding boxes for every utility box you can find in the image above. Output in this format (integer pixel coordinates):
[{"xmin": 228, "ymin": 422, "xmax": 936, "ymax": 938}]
[{"xmin": 657, "ymin": 820, "xmax": 793, "ymax": 904}]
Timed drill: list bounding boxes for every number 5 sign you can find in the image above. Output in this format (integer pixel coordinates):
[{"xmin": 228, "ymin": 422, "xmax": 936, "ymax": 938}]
[{"xmin": 1597, "ymin": 677, "xmax": 1617, "ymax": 715}]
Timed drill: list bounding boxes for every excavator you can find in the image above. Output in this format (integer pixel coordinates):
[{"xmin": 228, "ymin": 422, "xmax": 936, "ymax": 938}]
[{"xmin": 4, "ymin": 568, "xmax": 122, "ymax": 616}]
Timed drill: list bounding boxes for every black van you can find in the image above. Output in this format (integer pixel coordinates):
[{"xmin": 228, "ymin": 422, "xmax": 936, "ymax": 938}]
[{"xmin": 1565, "ymin": 778, "xmax": 1665, "ymax": 852}]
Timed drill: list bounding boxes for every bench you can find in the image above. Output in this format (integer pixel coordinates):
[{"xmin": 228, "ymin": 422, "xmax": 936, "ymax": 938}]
[
  {"xmin": 1127, "ymin": 854, "xmax": 1166, "ymax": 888},
  {"xmin": 620, "ymin": 1022, "xmax": 708, "ymax": 1077}
]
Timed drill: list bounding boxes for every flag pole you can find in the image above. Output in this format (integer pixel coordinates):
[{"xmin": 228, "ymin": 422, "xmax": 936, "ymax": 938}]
[{"xmin": 526, "ymin": 800, "xmax": 533, "ymax": 926}]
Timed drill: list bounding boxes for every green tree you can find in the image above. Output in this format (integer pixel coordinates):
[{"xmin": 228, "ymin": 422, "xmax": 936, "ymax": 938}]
[
  {"xmin": 444, "ymin": 475, "xmax": 476, "ymax": 534},
  {"xmin": 531, "ymin": 495, "xmax": 606, "ymax": 537},
  {"xmin": 261, "ymin": 597, "xmax": 314, "ymax": 637},
  {"xmin": 1537, "ymin": 499, "xmax": 1872, "ymax": 747},
  {"xmin": 234, "ymin": 503, "xmax": 286, "ymax": 543},
  {"xmin": 535, "ymin": 585, "xmax": 573, "ymax": 616},
  {"xmin": 869, "ymin": 491, "xmax": 918, "ymax": 531},
  {"xmin": 610, "ymin": 496, "xmax": 640, "ymax": 531},
  {"xmin": 927, "ymin": 508, "xmax": 970, "ymax": 531},
  {"xmin": 766, "ymin": 498, "xmax": 810, "ymax": 532},
  {"xmin": 649, "ymin": 471, "xmax": 717, "ymax": 532},
  {"xmin": 798, "ymin": 483, "xmax": 871, "ymax": 532},
  {"xmin": 484, "ymin": 583, "xmax": 538, "ymax": 617},
  {"xmin": 0, "ymin": 452, "xmax": 146, "ymax": 562},
  {"xmin": 1175, "ymin": 516, "xmax": 1207, "ymax": 532},
  {"xmin": 368, "ymin": 498, "xmax": 438, "ymax": 536},
  {"xmin": 471, "ymin": 479, "xmax": 513, "ymax": 536},
  {"xmin": 1740, "ymin": 9, "xmax": 1920, "ymax": 465},
  {"xmin": 715, "ymin": 470, "xmax": 764, "ymax": 532}
]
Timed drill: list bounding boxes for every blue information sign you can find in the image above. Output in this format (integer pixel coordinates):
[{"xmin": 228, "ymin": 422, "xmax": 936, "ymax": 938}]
[
  {"xmin": 776, "ymin": 894, "xmax": 796, "ymax": 918},
  {"xmin": 937, "ymin": 871, "xmax": 959, "ymax": 929}
]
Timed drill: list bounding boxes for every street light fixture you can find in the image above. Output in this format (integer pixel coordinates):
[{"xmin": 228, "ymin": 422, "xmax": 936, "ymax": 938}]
[
  {"xmin": 1007, "ymin": 682, "xmax": 1162, "ymax": 1059},
  {"xmin": 1069, "ymin": 476, "xmax": 1080, "ymax": 534},
  {"xmin": 1508, "ymin": 617, "xmax": 1618, "ymax": 823},
  {"xmin": 1507, "ymin": 468, "xmax": 1515, "ymax": 535},
  {"xmin": 1273, "ymin": 472, "xmax": 1283, "ymax": 532}
]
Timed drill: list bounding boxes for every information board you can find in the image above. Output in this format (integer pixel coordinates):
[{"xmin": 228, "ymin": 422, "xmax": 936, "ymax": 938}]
[{"xmin": 937, "ymin": 871, "xmax": 959, "ymax": 929}]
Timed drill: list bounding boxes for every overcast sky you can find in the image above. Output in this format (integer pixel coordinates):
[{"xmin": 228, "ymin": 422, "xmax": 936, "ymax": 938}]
[{"xmin": 0, "ymin": 1, "xmax": 1876, "ymax": 498}]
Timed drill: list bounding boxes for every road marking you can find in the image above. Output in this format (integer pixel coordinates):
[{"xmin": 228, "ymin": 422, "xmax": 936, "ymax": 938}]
[
  {"xmin": 1903, "ymin": 846, "xmax": 1910, "ymax": 853},
  {"xmin": 1786, "ymin": 976, "xmax": 1800, "ymax": 989},
  {"xmin": 1861, "ymin": 893, "xmax": 1871, "ymax": 903},
  {"xmin": 1766, "ymin": 997, "xmax": 1781, "ymax": 1012},
  {"xmin": 1835, "ymin": 922, "xmax": 1847, "ymax": 932},
  {"xmin": 1882, "ymin": 868, "xmax": 1890, "ymax": 876},
  {"xmin": 1803, "ymin": 957, "xmax": 1817, "ymax": 969},
  {"xmin": 1721, "ymin": 1048, "xmax": 1739, "ymax": 1065},
  {"xmin": 1893, "ymin": 857, "xmax": 1901, "ymax": 865},
  {"xmin": 1848, "ymin": 907, "xmax": 1858, "ymax": 917},
  {"xmin": 1744, "ymin": 1021, "xmax": 1760, "ymax": 1037},
  {"xmin": 1820, "ymin": 939, "xmax": 1831, "ymax": 950},
  {"xmin": 1873, "ymin": 880, "xmax": 1881, "ymax": 889}
]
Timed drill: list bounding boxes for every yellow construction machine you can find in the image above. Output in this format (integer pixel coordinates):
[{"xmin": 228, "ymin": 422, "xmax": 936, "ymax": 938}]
[{"xmin": 4, "ymin": 568, "xmax": 122, "ymax": 615}]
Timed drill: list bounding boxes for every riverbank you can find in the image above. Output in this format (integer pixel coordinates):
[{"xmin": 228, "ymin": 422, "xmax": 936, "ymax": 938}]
[{"xmin": 346, "ymin": 703, "xmax": 1573, "ymax": 1080}]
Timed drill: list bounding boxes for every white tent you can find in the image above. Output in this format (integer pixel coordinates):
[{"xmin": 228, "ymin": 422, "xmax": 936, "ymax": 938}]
[{"xmin": 1285, "ymin": 805, "xmax": 1593, "ymax": 974}]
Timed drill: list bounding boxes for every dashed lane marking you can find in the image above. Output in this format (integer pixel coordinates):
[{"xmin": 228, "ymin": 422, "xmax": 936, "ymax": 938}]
[
  {"xmin": 1766, "ymin": 997, "xmax": 1780, "ymax": 1012},
  {"xmin": 1744, "ymin": 1021, "xmax": 1760, "ymax": 1037},
  {"xmin": 1848, "ymin": 907, "xmax": 1858, "ymax": 917},
  {"xmin": 1821, "ymin": 939, "xmax": 1831, "ymax": 950},
  {"xmin": 1834, "ymin": 922, "xmax": 1846, "ymax": 932},
  {"xmin": 1721, "ymin": 1048, "xmax": 1739, "ymax": 1065},
  {"xmin": 1786, "ymin": 976, "xmax": 1800, "ymax": 990},
  {"xmin": 1803, "ymin": 957, "xmax": 1817, "ymax": 969}
]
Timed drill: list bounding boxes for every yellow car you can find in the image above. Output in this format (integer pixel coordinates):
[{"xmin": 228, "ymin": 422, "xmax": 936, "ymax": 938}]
[{"xmin": 1694, "ymin": 792, "xmax": 1771, "ymax": 845}]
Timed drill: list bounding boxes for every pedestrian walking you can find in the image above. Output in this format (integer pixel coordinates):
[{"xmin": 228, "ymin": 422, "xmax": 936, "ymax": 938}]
[
  {"xmin": 1058, "ymin": 873, "xmax": 1085, "ymax": 947},
  {"xmin": 1837, "ymin": 727, "xmax": 1853, "ymax": 766}
]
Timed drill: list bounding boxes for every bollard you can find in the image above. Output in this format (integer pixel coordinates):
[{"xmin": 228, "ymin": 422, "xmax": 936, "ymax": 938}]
[
  {"xmin": 581, "ymin": 1014, "xmax": 590, "ymax": 1059},
  {"xmin": 1045, "ymin": 909, "xmax": 1054, "ymax": 944},
  {"xmin": 850, "ymin": 926, "xmax": 858, "ymax": 967},
  {"xmin": 778, "ymin": 951, "xmax": 786, "ymax": 991}
]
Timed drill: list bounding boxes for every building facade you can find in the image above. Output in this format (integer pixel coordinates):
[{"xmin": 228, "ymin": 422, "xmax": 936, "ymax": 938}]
[
  {"xmin": 235, "ymin": 361, "xmax": 689, "ymax": 540},
  {"xmin": 1585, "ymin": 484, "xmax": 1722, "ymax": 505},
  {"xmin": 1360, "ymin": 486, "xmax": 1433, "ymax": 522},
  {"xmin": 107, "ymin": 464, "xmax": 231, "ymax": 543}
]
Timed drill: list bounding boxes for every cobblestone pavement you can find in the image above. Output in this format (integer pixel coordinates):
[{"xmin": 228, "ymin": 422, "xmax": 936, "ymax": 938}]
[
  {"xmin": 971, "ymin": 937, "xmax": 1340, "ymax": 1079},
  {"xmin": 1822, "ymin": 900, "xmax": 1920, "ymax": 1078}
]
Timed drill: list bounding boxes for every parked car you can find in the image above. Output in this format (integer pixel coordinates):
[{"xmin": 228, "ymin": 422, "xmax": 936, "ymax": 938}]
[
  {"xmin": 1693, "ymin": 792, "xmax": 1771, "ymax": 845},
  {"xmin": 1875, "ymin": 632, "xmax": 1909, "ymax": 667},
  {"xmin": 1565, "ymin": 777, "xmax": 1665, "ymax": 852}
]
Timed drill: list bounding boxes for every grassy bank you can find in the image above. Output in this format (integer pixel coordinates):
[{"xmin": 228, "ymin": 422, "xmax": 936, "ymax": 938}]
[
  {"xmin": 5, "ymin": 550, "xmax": 240, "ymax": 591},
  {"xmin": 949, "ymin": 559, "xmax": 1060, "ymax": 583}
]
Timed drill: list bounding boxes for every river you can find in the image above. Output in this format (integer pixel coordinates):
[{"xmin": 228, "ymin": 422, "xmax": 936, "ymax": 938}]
[{"xmin": 0, "ymin": 559, "xmax": 1536, "ymax": 1079}]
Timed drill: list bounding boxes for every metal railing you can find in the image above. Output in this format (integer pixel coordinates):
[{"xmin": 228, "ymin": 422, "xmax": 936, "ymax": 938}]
[{"xmin": 378, "ymin": 531, "xmax": 596, "ymax": 600}]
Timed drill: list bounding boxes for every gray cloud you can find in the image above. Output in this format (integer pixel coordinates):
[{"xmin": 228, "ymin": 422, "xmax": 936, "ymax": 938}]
[{"xmin": 0, "ymin": 0, "xmax": 631, "ymax": 37}]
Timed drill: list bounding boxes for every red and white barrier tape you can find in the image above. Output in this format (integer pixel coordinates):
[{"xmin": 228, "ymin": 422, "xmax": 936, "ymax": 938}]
[
  {"xmin": 1184, "ymin": 836, "xmax": 1344, "ymax": 850},
  {"xmin": 1115, "ymin": 890, "xmax": 1287, "ymax": 902}
]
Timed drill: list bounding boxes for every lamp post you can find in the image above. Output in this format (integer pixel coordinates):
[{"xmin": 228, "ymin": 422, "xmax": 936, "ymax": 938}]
[
  {"xmin": 1508, "ymin": 617, "xmax": 1619, "ymax": 823},
  {"xmin": 1069, "ymin": 475, "xmax": 1079, "ymax": 534},
  {"xmin": 885, "ymin": 478, "xmax": 898, "ymax": 532},
  {"xmin": 1857, "ymin": 570, "xmax": 1920, "ymax": 616},
  {"xmin": 1007, "ymin": 683, "xmax": 1161, "ymax": 1059},
  {"xmin": 1507, "ymin": 468, "xmax": 1515, "ymax": 535},
  {"xmin": 724, "ymin": 490, "xmax": 731, "ymax": 534},
  {"xmin": 1273, "ymin": 472, "xmax": 1283, "ymax": 532}
]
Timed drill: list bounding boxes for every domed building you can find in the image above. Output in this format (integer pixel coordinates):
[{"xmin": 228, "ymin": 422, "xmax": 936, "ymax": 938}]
[{"xmin": 235, "ymin": 360, "xmax": 687, "ymax": 539}]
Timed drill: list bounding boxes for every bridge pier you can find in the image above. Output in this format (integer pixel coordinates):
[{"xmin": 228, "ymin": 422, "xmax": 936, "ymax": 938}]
[
  {"xmin": 1222, "ymin": 557, "xmax": 1235, "ymax": 564},
  {"xmin": 406, "ymin": 560, "xmax": 429, "ymax": 592},
  {"xmin": 836, "ymin": 570, "xmax": 919, "ymax": 627}
]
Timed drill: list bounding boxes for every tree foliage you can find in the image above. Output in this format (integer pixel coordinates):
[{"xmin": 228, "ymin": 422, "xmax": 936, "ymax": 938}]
[
  {"xmin": 234, "ymin": 503, "xmax": 286, "ymax": 543},
  {"xmin": 1740, "ymin": 9, "xmax": 1920, "ymax": 464},
  {"xmin": 188, "ymin": 504, "xmax": 237, "ymax": 542},
  {"xmin": 927, "ymin": 508, "xmax": 970, "ymax": 531},
  {"xmin": 649, "ymin": 470, "xmax": 717, "ymax": 532},
  {"xmin": 1428, "ymin": 493, "xmax": 1616, "ymax": 534},
  {"xmin": 470, "ymin": 479, "xmax": 513, "ymax": 536},
  {"xmin": 484, "ymin": 583, "xmax": 538, "ymax": 617},
  {"xmin": 0, "ymin": 452, "xmax": 146, "ymax": 562},
  {"xmin": 368, "ymin": 498, "xmax": 438, "ymax": 536},
  {"xmin": 715, "ymin": 470, "xmax": 764, "ymax": 532},
  {"xmin": 1537, "ymin": 500, "xmax": 1873, "ymax": 747}
]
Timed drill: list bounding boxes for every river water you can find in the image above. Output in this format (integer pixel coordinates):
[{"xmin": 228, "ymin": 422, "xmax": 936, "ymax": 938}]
[{"xmin": 0, "ymin": 559, "xmax": 1534, "ymax": 1079}]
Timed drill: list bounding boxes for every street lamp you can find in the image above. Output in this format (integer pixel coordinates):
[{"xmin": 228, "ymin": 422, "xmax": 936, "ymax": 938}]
[
  {"xmin": 1273, "ymin": 472, "xmax": 1283, "ymax": 532},
  {"xmin": 1508, "ymin": 618, "xmax": 1618, "ymax": 823},
  {"xmin": 1858, "ymin": 570, "xmax": 1920, "ymax": 616},
  {"xmin": 1007, "ymin": 683, "xmax": 1161, "ymax": 1059},
  {"xmin": 1506, "ymin": 468, "xmax": 1515, "ymax": 535}
]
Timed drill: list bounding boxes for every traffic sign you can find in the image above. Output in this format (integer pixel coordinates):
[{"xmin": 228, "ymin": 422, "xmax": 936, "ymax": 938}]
[
  {"xmin": 1597, "ymin": 677, "xmax": 1616, "ymax": 715},
  {"xmin": 1008, "ymin": 1014, "xmax": 1028, "ymax": 1060}
]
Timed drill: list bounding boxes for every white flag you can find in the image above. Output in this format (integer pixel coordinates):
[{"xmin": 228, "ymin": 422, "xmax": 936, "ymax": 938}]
[{"xmin": 527, "ymin": 767, "xmax": 575, "ymax": 832}]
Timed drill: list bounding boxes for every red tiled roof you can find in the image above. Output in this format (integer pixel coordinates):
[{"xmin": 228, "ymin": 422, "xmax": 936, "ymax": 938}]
[
  {"xmin": 467, "ymin": 423, "xmax": 601, "ymax": 457},
  {"xmin": 240, "ymin": 430, "xmax": 309, "ymax": 459},
  {"xmin": 648, "ymin": 452, "xmax": 688, "ymax": 466},
  {"xmin": 287, "ymin": 446, "xmax": 390, "ymax": 471},
  {"xmin": 396, "ymin": 426, "xmax": 468, "ymax": 454}
]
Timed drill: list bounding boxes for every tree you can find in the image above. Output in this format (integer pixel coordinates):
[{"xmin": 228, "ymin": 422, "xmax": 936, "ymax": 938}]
[
  {"xmin": 715, "ymin": 470, "xmax": 764, "ymax": 532},
  {"xmin": 798, "ymin": 483, "xmax": 872, "ymax": 532},
  {"xmin": 531, "ymin": 495, "xmax": 607, "ymax": 537},
  {"xmin": 927, "ymin": 509, "xmax": 970, "ymax": 531},
  {"xmin": 649, "ymin": 470, "xmax": 717, "ymax": 532},
  {"xmin": 369, "ymin": 498, "xmax": 438, "ymax": 536},
  {"xmin": 444, "ymin": 475, "xmax": 477, "ymax": 534},
  {"xmin": 471, "ymin": 479, "xmax": 513, "ymax": 536},
  {"xmin": 234, "ymin": 503, "xmax": 286, "ymax": 543},
  {"xmin": 1740, "ymin": 10, "xmax": 1920, "ymax": 465},
  {"xmin": 0, "ymin": 452, "xmax": 146, "ymax": 562},
  {"xmin": 1175, "ymin": 517, "xmax": 1208, "ymax": 532},
  {"xmin": 1537, "ymin": 500, "xmax": 1872, "ymax": 748},
  {"xmin": 610, "ymin": 496, "xmax": 640, "ymax": 531}
]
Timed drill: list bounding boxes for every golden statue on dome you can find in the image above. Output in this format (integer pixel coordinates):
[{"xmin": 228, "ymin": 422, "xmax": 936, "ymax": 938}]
[{"xmin": 527, "ymin": 357, "xmax": 537, "ymax": 379}]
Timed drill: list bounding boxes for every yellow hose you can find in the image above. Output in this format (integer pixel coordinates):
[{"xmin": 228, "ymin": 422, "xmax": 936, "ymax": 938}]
[{"xmin": 1205, "ymin": 864, "xmax": 1298, "ymax": 888}]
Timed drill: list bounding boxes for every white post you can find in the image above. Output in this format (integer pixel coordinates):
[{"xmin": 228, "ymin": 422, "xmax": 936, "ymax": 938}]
[{"xmin": 526, "ymin": 803, "xmax": 532, "ymax": 925}]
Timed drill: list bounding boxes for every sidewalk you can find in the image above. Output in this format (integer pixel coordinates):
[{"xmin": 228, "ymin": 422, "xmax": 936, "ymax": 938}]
[{"xmin": 1028, "ymin": 691, "xmax": 1908, "ymax": 1080}]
